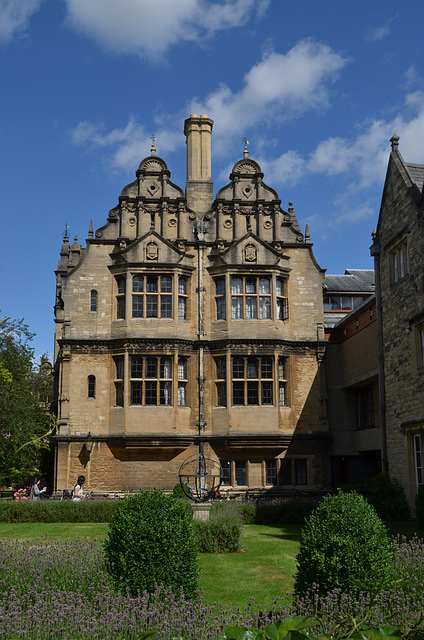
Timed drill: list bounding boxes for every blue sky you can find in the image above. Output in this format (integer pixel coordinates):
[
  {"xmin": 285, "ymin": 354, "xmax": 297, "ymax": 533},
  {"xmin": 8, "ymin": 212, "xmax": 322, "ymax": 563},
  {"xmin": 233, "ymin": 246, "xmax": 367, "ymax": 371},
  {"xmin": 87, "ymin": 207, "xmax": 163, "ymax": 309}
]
[{"xmin": 1, "ymin": 0, "xmax": 424, "ymax": 360}]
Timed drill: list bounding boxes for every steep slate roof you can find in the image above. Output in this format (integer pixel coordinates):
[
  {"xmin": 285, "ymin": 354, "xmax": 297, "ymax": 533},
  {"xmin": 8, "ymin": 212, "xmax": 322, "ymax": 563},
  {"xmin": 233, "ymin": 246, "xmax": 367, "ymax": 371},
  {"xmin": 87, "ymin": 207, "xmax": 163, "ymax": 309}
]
[
  {"xmin": 324, "ymin": 269, "xmax": 375, "ymax": 294},
  {"xmin": 405, "ymin": 163, "xmax": 424, "ymax": 192}
]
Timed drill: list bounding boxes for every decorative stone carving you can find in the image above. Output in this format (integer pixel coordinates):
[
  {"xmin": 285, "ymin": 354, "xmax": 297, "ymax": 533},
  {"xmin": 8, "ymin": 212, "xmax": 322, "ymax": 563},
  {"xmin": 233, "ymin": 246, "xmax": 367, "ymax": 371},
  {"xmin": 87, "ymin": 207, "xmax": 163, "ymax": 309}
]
[
  {"xmin": 244, "ymin": 243, "xmax": 257, "ymax": 262},
  {"xmin": 147, "ymin": 181, "xmax": 159, "ymax": 196},
  {"xmin": 146, "ymin": 242, "xmax": 158, "ymax": 260},
  {"xmin": 168, "ymin": 218, "xmax": 177, "ymax": 227},
  {"xmin": 237, "ymin": 162, "xmax": 255, "ymax": 173},
  {"xmin": 128, "ymin": 217, "xmax": 136, "ymax": 227},
  {"xmin": 223, "ymin": 219, "xmax": 233, "ymax": 229},
  {"xmin": 142, "ymin": 160, "xmax": 163, "ymax": 172},
  {"xmin": 264, "ymin": 220, "xmax": 273, "ymax": 229}
]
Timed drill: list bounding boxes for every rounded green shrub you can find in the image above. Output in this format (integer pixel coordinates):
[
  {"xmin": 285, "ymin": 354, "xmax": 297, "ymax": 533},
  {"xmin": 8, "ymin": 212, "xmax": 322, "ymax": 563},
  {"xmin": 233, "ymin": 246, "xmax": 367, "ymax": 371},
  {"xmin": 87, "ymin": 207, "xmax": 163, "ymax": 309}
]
[
  {"xmin": 294, "ymin": 490, "xmax": 393, "ymax": 597},
  {"xmin": 104, "ymin": 489, "xmax": 199, "ymax": 598}
]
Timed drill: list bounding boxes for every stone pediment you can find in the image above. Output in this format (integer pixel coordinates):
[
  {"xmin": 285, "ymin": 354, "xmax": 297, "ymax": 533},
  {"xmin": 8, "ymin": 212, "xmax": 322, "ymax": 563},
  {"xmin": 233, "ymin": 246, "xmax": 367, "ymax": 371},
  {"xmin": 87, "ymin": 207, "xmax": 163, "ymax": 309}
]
[
  {"xmin": 119, "ymin": 154, "xmax": 185, "ymax": 201},
  {"xmin": 209, "ymin": 233, "xmax": 289, "ymax": 268},
  {"xmin": 111, "ymin": 231, "xmax": 191, "ymax": 267},
  {"xmin": 216, "ymin": 157, "xmax": 279, "ymax": 204}
]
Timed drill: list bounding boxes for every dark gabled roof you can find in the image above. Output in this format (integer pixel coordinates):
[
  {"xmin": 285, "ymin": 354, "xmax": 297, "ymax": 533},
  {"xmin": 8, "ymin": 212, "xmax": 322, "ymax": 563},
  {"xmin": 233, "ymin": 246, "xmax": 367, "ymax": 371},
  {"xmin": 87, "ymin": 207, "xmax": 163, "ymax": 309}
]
[
  {"xmin": 324, "ymin": 269, "xmax": 375, "ymax": 294},
  {"xmin": 406, "ymin": 163, "xmax": 424, "ymax": 192}
]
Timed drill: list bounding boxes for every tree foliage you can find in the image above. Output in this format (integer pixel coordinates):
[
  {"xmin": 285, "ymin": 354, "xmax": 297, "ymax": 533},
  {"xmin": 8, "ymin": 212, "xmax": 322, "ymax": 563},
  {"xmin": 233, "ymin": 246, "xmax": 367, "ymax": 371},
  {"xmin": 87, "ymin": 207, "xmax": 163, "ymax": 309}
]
[{"xmin": 0, "ymin": 315, "xmax": 54, "ymax": 487}]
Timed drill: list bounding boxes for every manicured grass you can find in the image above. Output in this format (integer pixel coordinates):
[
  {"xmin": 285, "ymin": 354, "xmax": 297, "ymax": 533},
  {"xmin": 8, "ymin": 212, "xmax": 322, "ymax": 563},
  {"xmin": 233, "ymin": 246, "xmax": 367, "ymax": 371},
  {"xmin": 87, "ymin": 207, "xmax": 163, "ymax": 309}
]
[
  {"xmin": 1, "ymin": 521, "xmax": 420, "ymax": 610},
  {"xmin": 0, "ymin": 522, "xmax": 109, "ymax": 541},
  {"xmin": 199, "ymin": 524, "xmax": 302, "ymax": 607},
  {"xmin": 0, "ymin": 522, "xmax": 301, "ymax": 607}
]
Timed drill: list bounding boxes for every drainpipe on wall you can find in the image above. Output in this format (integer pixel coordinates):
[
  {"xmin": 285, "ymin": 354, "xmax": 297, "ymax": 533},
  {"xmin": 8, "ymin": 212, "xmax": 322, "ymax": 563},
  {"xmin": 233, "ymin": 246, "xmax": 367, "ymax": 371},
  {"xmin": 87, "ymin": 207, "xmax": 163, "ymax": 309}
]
[{"xmin": 195, "ymin": 221, "xmax": 207, "ymax": 459}]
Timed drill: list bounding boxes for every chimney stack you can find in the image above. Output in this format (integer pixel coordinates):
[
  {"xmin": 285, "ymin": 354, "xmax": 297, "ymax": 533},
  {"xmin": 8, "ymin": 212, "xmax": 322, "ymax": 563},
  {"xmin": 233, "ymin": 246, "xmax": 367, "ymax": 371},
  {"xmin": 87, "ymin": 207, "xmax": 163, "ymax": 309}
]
[{"xmin": 184, "ymin": 114, "xmax": 214, "ymax": 214}]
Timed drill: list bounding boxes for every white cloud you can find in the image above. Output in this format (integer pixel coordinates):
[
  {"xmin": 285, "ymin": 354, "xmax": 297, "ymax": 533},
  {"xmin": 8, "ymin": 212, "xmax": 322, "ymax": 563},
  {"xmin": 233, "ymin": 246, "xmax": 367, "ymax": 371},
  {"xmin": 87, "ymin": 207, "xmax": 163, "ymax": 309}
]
[
  {"xmin": 365, "ymin": 17, "xmax": 395, "ymax": 42},
  {"xmin": 72, "ymin": 39, "xmax": 348, "ymax": 170},
  {"xmin": 330, "ymin": 197, "xmax": 374, "ymax": 227},
  {"xmin": 192, "ymin": 39, "xmax": 349, "ymax": 151},
  {"xmin": 71, "ymin": 117, "xmax": 181, "ymax": 170},
  {"xmin": 64, "ymin": 0, "xmax": 265, "ymax": 60},
  {"xmin": 307, "ymin": 92, "xmax": 424, "ymax": 189},
  {"xmin": 257, "ymin": 150, "xmax": 305, "ymax": 187},
  {"xmin": 0, "ymin": 0, "xmax": 42, "ymax": 44}
]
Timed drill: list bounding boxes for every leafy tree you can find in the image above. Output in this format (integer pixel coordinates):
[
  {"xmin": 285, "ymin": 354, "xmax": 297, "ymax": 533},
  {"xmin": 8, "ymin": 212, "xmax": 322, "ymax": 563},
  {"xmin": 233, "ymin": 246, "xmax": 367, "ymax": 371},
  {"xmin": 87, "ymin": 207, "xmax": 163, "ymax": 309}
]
[{"xmin": 0, "ymin": 315, "xmax": 54, "ymax": 487}]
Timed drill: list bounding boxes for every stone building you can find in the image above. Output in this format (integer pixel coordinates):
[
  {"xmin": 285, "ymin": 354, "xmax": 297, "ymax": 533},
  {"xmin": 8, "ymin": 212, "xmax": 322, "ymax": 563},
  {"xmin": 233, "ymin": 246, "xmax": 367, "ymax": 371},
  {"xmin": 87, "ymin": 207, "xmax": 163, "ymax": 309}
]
[
  {"xmin": 371, "ymin": 135, "xmax": 424, "ymax": 508},
  {"xmin": 323, "ymin": 269, "xmax": 375, "ymax": 332},
  {"xmin": 325, "ymin": 294, "xmax": 381, "ymax": 486},
  {"xmin": 53, "ymin": 114, "xmax": 330, "ymax": 495}
]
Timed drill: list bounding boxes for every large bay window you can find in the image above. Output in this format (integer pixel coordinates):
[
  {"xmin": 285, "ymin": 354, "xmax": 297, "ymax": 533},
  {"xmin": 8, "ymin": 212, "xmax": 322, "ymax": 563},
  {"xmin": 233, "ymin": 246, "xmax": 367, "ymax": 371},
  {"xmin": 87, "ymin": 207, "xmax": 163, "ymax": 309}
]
[
  {"xmin": 113, "ymin": 353, "xmax": 189, "ymax": 407},
  {"xmin": 214, "ymin": 355, "xmax": 288, "ymax": 407},
  {"xmin": 233, "ymin": 356, "xmax": 273, "ymax": 406},
  {"xmin": 115, "ymin": 273, "xmax": 188, "ymax": 320},
  {"xmin": 214, "ymin": 274, "xmax": 288, "ymax": 321},
  {"xmin": 130, "ymin": 356, "xmax": 172, "ymax": 405}
]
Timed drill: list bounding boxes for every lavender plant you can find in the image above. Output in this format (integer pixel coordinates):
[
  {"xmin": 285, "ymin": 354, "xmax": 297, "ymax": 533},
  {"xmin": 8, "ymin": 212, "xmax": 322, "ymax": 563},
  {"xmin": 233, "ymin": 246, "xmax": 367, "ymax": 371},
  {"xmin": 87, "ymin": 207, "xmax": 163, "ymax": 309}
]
[{"xmin": 1, "ymin": 533, "xmax": 424, "ymax": 639}]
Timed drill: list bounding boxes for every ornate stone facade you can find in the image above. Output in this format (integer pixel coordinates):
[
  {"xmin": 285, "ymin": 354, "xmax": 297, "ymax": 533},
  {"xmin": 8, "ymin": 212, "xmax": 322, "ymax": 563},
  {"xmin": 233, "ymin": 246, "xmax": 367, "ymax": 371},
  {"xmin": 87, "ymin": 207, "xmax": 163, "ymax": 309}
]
[{"xmin": 53, "ymin": 114, "xmax": 330, "ymax": 494}]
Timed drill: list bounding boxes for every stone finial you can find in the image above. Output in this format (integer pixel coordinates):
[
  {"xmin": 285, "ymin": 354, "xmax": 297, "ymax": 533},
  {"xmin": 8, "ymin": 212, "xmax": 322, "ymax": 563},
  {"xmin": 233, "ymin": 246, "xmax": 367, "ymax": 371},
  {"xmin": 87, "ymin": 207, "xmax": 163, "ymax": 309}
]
[
  {"xmin": 390, "ymin": 135, "xmax": 399, "ymax": 151},
  {"xmin": 150, "ymin": 135, "xmax": 157, "ymax": 156},
  {"xmin": 305, "ymin": 224, "xmax": 310, "ymax": 243},
  {"xmin": 88, "ymin": 220, "xmax": 94, "ymax": 239},
  {"xmin": 243, "ymin": 138, "xmax": 249, "ymax": 159},
  {"xmin": 288, "ymin": 202, "xmax": 294, "ymax": 214}
]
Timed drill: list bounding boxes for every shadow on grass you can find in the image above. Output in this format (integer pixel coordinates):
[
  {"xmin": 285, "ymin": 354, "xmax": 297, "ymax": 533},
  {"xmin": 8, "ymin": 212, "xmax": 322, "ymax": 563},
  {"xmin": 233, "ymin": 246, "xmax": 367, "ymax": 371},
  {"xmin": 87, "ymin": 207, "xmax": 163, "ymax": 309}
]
[{"xmin": 256, "ymin": 525, "xmax": 302, "ymax": 543}]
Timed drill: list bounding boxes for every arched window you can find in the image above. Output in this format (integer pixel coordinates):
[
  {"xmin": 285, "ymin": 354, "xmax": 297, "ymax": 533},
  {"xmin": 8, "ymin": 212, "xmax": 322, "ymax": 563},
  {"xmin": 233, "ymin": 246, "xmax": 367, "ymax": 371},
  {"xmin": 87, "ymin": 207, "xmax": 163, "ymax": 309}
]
[
  {"xmin": 88, "ymin": 375, "xmax": 96, "ymax": 398},
  {"xmin": 90, "ymin": 290, "xmax": 97, "ymax": 312}
]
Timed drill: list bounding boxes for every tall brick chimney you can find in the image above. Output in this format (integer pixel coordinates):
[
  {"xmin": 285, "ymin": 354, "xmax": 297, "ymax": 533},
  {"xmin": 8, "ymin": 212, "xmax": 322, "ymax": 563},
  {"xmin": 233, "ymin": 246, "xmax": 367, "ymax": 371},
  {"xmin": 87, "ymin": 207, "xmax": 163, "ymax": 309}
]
[{"xmin": 184, "ymin": 113, "xmax": 214, "ymax": 214}]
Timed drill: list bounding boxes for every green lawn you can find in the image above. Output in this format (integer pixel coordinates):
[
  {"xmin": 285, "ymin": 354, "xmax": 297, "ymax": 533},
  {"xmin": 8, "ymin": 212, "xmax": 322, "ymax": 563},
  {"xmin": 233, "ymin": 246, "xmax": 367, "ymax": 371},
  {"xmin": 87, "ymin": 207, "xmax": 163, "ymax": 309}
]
[
  {"xmin": 0, "ymin": 521, "xmax": 419, "ymax": 609},
  {"xmin": 199, "ymin": 524, "xmax": 301, "ymax": 607},
  {"xmin": 0, "ymin": 522, "xmax": 301, "ymax": 608},
  {"xmin": 0, "ymin": 522, "xmax": 110, "ymax": 541}
]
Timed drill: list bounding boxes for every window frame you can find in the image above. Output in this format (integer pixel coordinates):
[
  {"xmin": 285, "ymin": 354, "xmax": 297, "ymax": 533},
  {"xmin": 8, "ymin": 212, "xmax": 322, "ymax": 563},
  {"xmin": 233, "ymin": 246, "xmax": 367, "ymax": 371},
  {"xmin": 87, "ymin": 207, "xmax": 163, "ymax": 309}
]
[
  {"xmin": 389, "ymin": 238, "xmax": 409, "ymax": 284},
  {"xmin": 214, "ymin": 273, "xmax": 288, "ymax": 322},
  {"xmin": 231, "ymin": 355, "xmax": 274, "ymax": 406},
  {"xmin": 87, "ymin": 375, "xmax": 96, "ymax": 399},
  {"xmin": 90, "ymin": 290, "xmax": 98, "ymax": 313},
  {"xmin": 357, "ymin": 385, "xmax": 375, "ymax": 429}
]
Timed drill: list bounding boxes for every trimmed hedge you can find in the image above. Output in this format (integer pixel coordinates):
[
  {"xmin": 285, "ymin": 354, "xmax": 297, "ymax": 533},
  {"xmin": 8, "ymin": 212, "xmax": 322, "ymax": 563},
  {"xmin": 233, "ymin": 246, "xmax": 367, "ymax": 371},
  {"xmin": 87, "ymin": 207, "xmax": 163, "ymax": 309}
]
[
  {"xmin": 0, "ymin": 499, "xmax": 121, "ymax": 522},
  {"xmin": 235, "ymin": 498, "xmax": 316, "ymax": 525},
  {"xmin": 294, "ymin": 490, "xmax": 393, "ymax": 597},
  {"xmin": 194, "ymin": 502, "xmax": 242, "ymax": 552},
  {"xmin": 104, "ymin": 490, "xmax": 199, "ymax": 597}
]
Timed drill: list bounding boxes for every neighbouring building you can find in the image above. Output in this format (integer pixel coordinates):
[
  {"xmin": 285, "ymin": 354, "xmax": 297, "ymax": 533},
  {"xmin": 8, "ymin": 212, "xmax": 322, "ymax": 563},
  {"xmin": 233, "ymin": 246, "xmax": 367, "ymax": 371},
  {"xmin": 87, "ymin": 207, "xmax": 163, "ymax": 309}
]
[
  {"xmin": 325, "ymin": 294, "xmax": 381, "ymax": 486},
  {"xmin": 371, "ymin": 134, "xmax": 424, "ymax": 509},
  {"xmin": 53, "ymin": 114, "xmax": 331, "ymax": 495},
  {"xmin": 323, "ymin": 269, "xmax": 375, "ymax": 333}
]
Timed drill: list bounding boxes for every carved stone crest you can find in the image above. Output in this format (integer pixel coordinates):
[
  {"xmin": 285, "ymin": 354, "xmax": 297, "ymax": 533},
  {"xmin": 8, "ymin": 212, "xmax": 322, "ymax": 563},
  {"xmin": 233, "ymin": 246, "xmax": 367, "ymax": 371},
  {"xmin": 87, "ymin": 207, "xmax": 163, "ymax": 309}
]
[
  {"xmin": 244, "ymin": 243, "xmax": 257, "ymax": 262},
  {"xmin": 146, "ymin": 242, "xmax": 158, "ymax": 260}
]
